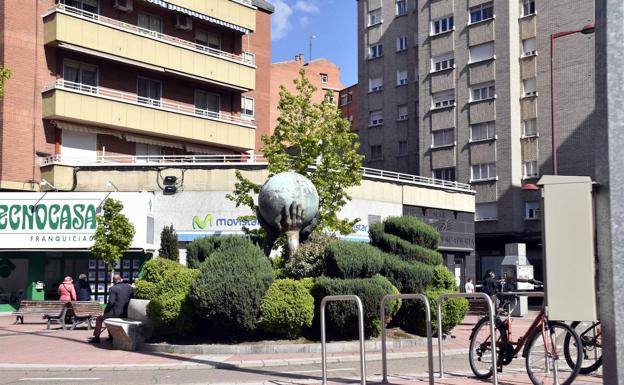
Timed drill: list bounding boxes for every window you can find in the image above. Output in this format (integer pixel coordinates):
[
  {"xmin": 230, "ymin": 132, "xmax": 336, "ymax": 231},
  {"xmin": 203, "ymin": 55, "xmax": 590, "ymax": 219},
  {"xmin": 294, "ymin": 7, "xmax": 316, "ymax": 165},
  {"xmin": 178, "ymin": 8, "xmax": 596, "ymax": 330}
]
[
  {"xmin": 369, "ymin": 77, "xmax": 383, "ymax": 92},
  {"xmin": 398, "ymin": 140, "xmax": 408, "ymax": 155},
  {"xmin": 369, "ymin": 44, "xmax": 383, "ymax": 59},
  {"xmin": 138, "ymin": 12, "xmax": 162, "ymax": 35},
  {"xmin": 524, "ymin": 160, "xmax": 539, "ymax": 178},
  {"xmin": 413, "ymin": 32, "xmax": 419, "ymax": 46},
  {"xmin": 63, "ymin": 0, "xmax": 98, "ymax": 13},
  {"xmin": 522, "ymin": 37, "xmax": 537, "ymax": 57},
  {"xmin": 195, "ymin": 90, "xmax": 220, "ymax": 115},
  {"xmin": 368, "ymin": 8, "xmax": 382, "ymax": 26},
  {"xmin": 469, "ymin": 42, "xmax": 495, "ymax": 63},
  {"xmin": 432, "ymin": 91, "xmax": 455, "ymax": 108},
  {"xmin": 431, "ymin": 52, "xmax": 455, "ymax": 72},
  {"xmin": 396, "ymin": 0, "xmax": 407, "ymax": 16},
  {"xmin": 396, "ymin": 36, "xmax": 408, "ymax": 51},
  {"xmin": 396, "ymin": 70, "xmax": 408, "ymax": 86},
  {"xmin": 433, "ymin": 167, "xmax": 456, "ymax": 181},
  {"xmin": 523, "ymin": 118, "xmax": 538, "ymax": 136},
  {"xmin": 470, "ymin": 121, "xmax": 496, "ymax": 141},
  {"xmin": 196, "ymin": 30, "xmax": 220, "ymax": 50},
  {"xmin": 340, "ymin": 94, "xmax": 348, "ymax": 106},
  {"xmin": 471, "ymin": 163, "xmax": 497, "ymax": 181},
  {"xmin": 370, "ymin": 145, "xmax": 383, "ymax": 160},
  {"xmin": 370, "ymin": 110, "xmax": 384, "ymax": 126},
  {"xmin": 522, "ymin": 0, "xmax": 536, "ymax": 16},
  {"xmin": 241, "ymin": 96, "xmax": 254, "ymax": 117},
  {"xmin": 325, "ymin": 93, "xmax": 336, "ymax": 103},
  {"xmin": 431, "ymin": 16, "xmax": 454, "ymax": 35},
  {"xmin": 525, "ymin": 202, "xmax": 540, "ymax": 220},
  {"xmin": 397, "ymin": 105, "xmax": 408, "ymax": 121},
  {"xmin": 523, "ymin": 78, "xmax": 537, "ymax": 97},
  {"xmin": 470, "ymin": 3, "xmax": 494, "ymax": 24},
  {"xmin": 320, "ymin": 73, "xmax": 328, "ymax": 83},
  {"xmin": 432, "ymin": 128, "xmax": 455, "ymax": 147},
  {"xmin": 476, "ymin": 202, "xmax": 498, "ymax": 221},
  {"xmin": 471, "ymin": 82, "xmax": 496, "ymax": 101},
  {"xmin": 137, "ymin": 77, "xmax": 162, "ymax": 106},
  {"xmin": 63, "ymin": 60, "xmax": 98, "ymax": 91}
]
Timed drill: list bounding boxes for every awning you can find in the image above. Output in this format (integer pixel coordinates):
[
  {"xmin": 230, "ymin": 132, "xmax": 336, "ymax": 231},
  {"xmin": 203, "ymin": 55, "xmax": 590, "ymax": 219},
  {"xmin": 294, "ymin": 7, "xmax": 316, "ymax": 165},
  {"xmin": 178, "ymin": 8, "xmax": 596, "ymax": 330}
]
[
  {"xmin": 185, "ymin": 143, "xmax": 233, "ymax": 155},
  {"xmin": 124, "ymin": 133, "xmax": 184, "ymax": 149},
  {"xmin": 53, "ymin": 120, "xmax": 123, "ymax": 138},
  {"xmin": 142, "ymin": 0, "xmax": 253, "ymax": 34}
]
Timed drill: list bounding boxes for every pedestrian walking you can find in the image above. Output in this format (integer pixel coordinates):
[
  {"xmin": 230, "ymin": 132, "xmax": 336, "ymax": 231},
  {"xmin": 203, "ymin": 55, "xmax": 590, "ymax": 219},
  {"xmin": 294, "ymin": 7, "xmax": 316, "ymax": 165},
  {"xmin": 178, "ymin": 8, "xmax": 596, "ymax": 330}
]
[
  {"xmin": 58, "ymin": 276, "xmax": 77, "ymax": 302},
  {"xmin": 465, "ymin": 277, "xmax": 475, "ymax": 293},
  {"xmin": 74, "ymin": 273, "xmax": 92, "ymax": 301}
]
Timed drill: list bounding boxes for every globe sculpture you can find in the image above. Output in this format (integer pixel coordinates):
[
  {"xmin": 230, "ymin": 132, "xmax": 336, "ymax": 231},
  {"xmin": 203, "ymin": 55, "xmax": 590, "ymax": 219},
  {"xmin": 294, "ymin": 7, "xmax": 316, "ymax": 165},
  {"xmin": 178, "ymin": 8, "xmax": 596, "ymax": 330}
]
[{"xmin": 257, "ymin": 172, "xmax": 320, "ymax": 256}]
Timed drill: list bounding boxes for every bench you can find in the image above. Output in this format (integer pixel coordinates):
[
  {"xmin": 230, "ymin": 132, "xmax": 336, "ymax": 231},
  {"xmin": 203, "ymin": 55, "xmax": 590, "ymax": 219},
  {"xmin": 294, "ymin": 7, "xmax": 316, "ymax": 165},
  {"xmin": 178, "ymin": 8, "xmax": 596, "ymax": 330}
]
[
  {"xmin": 104, "ymin": 299, "xmax": 153, "ymax": 351},
  {"xmin": 13, "ymin": 301, "xmax": 70, "ymax": 330},
  {"xmin": 69, "ymin": 301, "xmax": 103, "ymax": 330},
  {"xmin": 467, "ymin": 298, "xmax": 491, "ymax": 316}
]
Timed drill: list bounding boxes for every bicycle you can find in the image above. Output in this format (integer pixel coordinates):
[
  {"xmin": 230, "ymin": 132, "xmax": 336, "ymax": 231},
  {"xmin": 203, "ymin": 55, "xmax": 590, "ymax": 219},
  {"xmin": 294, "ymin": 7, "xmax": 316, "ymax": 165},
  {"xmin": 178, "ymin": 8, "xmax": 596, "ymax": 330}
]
[
  {"xmin": 564, "ymin": 320, "xmax": 602, "ymax": 374},
  {"xmin": 468, "ymin": 279, "xmax": 584, "ymax": 385}
]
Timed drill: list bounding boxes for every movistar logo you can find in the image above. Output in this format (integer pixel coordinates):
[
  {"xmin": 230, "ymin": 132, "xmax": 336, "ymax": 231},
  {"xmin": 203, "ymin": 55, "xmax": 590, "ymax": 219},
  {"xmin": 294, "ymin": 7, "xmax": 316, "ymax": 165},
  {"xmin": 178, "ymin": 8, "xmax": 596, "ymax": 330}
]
[{"xmin": 192, "ymin": 214, "xmax": 214, "ymax": 229}]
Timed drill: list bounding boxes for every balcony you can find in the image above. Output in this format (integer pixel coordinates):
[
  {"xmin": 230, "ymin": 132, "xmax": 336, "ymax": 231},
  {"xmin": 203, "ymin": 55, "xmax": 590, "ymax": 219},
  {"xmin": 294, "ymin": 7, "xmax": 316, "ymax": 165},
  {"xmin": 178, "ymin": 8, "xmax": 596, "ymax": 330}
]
[
  {"xmin": 169, "ymin": 0, "xmax": 256, "ymax": 32},
  {"xmin": 43, "ymin": 4, "xmax": 255, "ymax": 91},
  {"xmin": 42, "ymin": 80, "xmax": 256, "ymax": 151}
]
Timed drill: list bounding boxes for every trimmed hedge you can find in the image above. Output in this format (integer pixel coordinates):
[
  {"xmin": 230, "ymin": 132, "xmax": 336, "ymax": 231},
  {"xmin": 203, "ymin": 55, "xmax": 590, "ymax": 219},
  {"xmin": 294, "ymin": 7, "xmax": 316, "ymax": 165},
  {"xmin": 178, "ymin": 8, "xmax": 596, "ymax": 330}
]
[
  {"xmin": 190, "ymin": 239, "xmax": 274, "ymax": 336},
  {"xmin": 399, "ymin": 289, "xmax": 468, "ymax": 336},
  {"xmin": 383, "ymin": 216, "xmax": 440, "ymax": 250},
  {"xmin": 260, "ymin": 279, "xmax": 314, "ymax": 339},
  {"xmin": 324, "ymin": 241, "xmax": 385, "ymax": 278},
  {"xmin": 381, "ymin": 254, "xmax": 435, "ymax": 294},
  {"xmin": 310, "ymin": 275, "xmax": 401, "ymax": 340},
  {"xmin": 134, "ymin": 258, "xmax": 199, "ymax": 336},
  {"xmin": 285, "ymin": 232, "xmax": 333, "ymax": 279},
  {"xmin": 369, "ymin": 223, "xmax": 443, "ymax": 266},
  {"xmin": 186, "ymin": 235, "xmax": 254, "ymax": 269}
]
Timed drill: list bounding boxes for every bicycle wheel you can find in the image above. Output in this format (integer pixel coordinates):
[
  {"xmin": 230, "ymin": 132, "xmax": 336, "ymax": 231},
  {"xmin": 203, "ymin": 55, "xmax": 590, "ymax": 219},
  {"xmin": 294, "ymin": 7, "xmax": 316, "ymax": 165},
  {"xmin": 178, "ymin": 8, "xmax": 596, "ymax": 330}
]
[
  {"xmin": 469, "ymin": 317, "xmax": 502, "ymax": 379},
  {"xmin": 526, "ymin": 321, "xmax": 582, "ymax": 385},
  {"xmin": 565, "ymin": 321, "xmax": 602, "ymax": 374}
]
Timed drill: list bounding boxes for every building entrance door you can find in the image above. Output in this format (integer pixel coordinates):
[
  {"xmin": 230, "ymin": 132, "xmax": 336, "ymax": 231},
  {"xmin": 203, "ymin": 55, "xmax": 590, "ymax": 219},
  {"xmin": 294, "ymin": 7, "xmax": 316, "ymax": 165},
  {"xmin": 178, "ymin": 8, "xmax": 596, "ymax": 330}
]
[{"xmin": 454, "ymin": 257, "xmax": 465, "ymax": 292}]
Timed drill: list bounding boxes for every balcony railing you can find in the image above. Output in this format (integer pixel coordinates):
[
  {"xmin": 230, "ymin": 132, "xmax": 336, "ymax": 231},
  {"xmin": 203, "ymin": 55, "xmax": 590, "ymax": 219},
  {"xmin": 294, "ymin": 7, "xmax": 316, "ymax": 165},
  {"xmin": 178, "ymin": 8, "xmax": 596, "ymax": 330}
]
[
  {"xmin": 46, "ymin": 4, "xmax": 255, "ymax": 67},
  {"xmin": 40, "ymin": 154, "xmax": 474, "ymax": 193},
  {"xmin": 44, "ymin": 79, "xmax": 256, "ymax": 128}
]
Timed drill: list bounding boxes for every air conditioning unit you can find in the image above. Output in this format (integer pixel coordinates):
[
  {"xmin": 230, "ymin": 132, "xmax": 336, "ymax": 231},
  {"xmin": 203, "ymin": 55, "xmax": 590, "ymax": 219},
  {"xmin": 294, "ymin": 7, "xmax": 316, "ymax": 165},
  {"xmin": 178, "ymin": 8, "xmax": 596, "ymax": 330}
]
[
  {"xmin": 113, "ymin": 0, "xmax": 133, "ymax": 12},
  {"xmin": 175, "ymin": 14, "xmax": 192, "ymax": 30}
]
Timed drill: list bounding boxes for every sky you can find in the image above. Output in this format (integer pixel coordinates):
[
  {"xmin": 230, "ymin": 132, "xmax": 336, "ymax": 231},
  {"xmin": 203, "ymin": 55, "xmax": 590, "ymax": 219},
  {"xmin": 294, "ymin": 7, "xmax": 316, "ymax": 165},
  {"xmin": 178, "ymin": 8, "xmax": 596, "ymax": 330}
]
[{"xmin": 269, "ymin": 0, "xmax": 358, "ymax": 87}]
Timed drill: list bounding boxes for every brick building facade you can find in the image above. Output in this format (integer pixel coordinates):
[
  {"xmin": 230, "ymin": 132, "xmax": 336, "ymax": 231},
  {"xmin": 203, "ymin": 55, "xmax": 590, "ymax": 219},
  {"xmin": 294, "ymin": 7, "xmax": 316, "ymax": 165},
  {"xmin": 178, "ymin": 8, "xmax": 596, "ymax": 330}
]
[{"xmin": 339, "ymin": 83, "xmax": 359, "ymax": 132}]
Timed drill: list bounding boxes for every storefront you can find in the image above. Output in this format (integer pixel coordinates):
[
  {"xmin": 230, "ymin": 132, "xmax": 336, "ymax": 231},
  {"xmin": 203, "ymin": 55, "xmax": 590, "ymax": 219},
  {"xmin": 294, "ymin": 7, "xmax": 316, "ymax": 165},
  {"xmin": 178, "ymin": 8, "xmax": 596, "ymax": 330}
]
[{"xmin": 0, "ymin": 192, "xmax": 155, "ymax": 312}]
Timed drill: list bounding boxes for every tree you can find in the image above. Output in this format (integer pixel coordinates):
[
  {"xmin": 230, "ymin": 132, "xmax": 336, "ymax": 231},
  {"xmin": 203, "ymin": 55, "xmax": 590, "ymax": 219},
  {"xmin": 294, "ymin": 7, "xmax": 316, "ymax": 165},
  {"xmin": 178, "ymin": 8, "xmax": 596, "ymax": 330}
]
[
  {"xmin": 90, "ymin": 199, "xmax": 136, "ymax": 277},
  {"xmin": 159, "ymin": 224, "xmax": 180, "ymax": 261},
  {"xmin": 228, "ymin": 69, "xmax": 363, "ymax": 238},
  {"xmin": 0, "ymin": 67, "xmax": 11, "ymax": 99}
]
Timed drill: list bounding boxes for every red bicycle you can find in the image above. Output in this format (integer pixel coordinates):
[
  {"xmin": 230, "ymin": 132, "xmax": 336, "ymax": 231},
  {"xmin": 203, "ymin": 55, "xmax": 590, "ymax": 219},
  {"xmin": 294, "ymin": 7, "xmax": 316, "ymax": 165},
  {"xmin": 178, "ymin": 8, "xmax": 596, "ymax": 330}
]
[{"xmin": 468, "ymin": 280, "xmax": 583, "ymax": 385}]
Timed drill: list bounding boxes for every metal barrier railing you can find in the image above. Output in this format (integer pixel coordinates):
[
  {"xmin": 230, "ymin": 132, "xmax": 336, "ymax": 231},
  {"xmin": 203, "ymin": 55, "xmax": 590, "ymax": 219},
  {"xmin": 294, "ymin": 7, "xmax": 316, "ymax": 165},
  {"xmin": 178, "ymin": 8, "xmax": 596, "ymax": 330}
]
[
  {"xmin": 437, "ymin": 293, "xmax": 498, "ymax": 385},
  {"xmin": 380, "ymin": 294, "xmax": 434, "ymax": 385},
  {"xmin": 320, "ymin": 295, "xmax": 366, "ymax": 385}
]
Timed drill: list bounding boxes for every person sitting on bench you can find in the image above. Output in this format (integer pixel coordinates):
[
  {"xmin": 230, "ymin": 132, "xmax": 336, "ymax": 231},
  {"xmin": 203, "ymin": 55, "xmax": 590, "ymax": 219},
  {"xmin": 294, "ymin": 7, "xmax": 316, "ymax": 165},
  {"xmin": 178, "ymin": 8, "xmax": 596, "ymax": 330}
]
[{"xmin": 88, "ymin": 274, "xmax": 133, "ymax": 343}]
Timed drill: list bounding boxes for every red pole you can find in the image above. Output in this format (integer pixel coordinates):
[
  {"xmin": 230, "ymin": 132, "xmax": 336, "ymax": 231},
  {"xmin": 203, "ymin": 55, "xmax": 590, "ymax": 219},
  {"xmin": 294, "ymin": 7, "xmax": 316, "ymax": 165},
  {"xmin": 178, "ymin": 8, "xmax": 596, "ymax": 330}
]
[{"xmin": 550, "ymin": 34, "xmax": 557, "ymax": 175}]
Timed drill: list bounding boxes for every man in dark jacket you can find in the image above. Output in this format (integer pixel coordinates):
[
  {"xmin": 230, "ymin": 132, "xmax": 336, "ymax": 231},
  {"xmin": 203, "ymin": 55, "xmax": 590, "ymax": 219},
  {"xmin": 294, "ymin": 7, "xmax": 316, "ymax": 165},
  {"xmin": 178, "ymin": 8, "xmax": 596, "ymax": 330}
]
[
  {"xmin": 483, "ymin": 270, "xmax": 500, "ymax": 309},
  {"xmin": 74, "ymin": 273, "xmax": 92, "ymax": 301},
  {"xmin": 89, "ymin": 274, "xmax": 134, "ymax": 343}
]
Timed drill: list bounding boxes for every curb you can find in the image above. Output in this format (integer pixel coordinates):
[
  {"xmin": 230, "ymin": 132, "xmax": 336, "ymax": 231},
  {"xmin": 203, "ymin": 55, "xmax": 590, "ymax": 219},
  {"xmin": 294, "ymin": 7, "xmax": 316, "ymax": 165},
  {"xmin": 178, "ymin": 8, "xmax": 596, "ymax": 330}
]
[
  {"xmin": 140, "ymin": 337, "xmax": 430, "ymax": 355},
  {"xmin": 0, "ymin": 349, "xmax": 468, "ymax": 372}
]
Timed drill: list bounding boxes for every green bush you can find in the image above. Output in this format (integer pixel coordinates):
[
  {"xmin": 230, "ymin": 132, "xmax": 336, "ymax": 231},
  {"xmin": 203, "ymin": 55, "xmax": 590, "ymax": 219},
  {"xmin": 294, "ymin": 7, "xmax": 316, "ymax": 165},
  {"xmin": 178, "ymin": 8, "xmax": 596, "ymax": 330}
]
[
  {"xmin": 260, "ymin": 279, "xmax": 314, "ymax": 339},
  {"xmin": 383, "ymin": 216, "xmax": 440, "ymax": 250},
  {"xmin": 310, "ymin": 275, "xmax": 401, "ymax": 340},
  {"xmin": 190, "ymin": 239, "xmax": 274, "ymax": 336},
  {"xmin": 133, "ymin": 258, "xmax": 199, "ymax": 336},
  {"xmin": 285, "ymin": 232, "xmax": 333, "ymax": 278},
  {"xmin": 186, "ymin": 235, "xmax": 254, "ymax": 269},
  {"xmin": 369, "ymin": 223, "xmax": 443, "ymax": 265},
  {"xmin": 324, "ymin": 241, "xmax": 385, "ymax": 278},
  {"xmin": 380, "ymin": 255, "xmax": 435, "ymax": 294},
  {"xmin": 432, "ymin": 265, "xmax": 457, "ymax": 290},
  {"xmin": 399, "ymin": 288, "xmax": 468, "ymax": 336}
]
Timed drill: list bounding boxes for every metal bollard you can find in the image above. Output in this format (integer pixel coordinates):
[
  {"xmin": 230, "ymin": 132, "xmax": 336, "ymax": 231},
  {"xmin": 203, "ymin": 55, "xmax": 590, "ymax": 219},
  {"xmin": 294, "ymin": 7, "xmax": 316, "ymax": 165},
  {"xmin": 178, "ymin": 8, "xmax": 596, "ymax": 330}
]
[
  {"xmin": 380, "ymin": 293, "xmax": 433, "ymax": 385},
  {"xmin": 320, "ymin": 295, "xmax": 366, "ymax": 385}
]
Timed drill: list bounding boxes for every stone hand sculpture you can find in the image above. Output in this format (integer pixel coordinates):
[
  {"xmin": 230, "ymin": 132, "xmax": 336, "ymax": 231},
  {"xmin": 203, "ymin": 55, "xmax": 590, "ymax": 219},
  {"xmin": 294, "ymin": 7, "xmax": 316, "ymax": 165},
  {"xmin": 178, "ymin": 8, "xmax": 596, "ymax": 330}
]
[{"xmin": 257, "ymin": 172, "xmax": 320, "ymax": 256}]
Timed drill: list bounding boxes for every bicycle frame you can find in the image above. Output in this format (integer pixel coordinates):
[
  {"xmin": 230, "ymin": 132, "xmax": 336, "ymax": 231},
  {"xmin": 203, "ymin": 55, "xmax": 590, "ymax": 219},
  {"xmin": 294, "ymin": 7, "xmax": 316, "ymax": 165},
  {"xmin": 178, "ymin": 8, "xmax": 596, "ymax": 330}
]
[{"xmin": 502, "ymin": 307, "xmax": 548, "ymax": 358}]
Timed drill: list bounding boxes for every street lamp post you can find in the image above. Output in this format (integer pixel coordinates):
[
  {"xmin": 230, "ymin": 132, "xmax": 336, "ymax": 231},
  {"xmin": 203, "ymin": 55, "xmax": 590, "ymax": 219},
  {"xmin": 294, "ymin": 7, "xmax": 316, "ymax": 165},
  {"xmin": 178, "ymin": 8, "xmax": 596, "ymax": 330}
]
[{"xmin": 549, "ymin": 23, "xmax": 595, "ymax": 175}]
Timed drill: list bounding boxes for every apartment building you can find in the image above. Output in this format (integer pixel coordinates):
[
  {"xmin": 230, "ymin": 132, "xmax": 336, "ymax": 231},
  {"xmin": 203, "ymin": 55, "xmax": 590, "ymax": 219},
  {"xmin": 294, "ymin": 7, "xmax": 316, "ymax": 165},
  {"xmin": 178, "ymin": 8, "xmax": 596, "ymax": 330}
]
[
  {"xmin": 356, "ymin": 0, "xmax": 595, "ymax": 279},
  {"xmin": 339, "ymin": 83, "xmax": 359, "ymax": 131},
  {"xmin": 0, "ymin": 0, "xmax": 273, "ymax": 191},
  {"xmin": 269, "ymin": 55, "xmax": 343, "ymax": 142}
]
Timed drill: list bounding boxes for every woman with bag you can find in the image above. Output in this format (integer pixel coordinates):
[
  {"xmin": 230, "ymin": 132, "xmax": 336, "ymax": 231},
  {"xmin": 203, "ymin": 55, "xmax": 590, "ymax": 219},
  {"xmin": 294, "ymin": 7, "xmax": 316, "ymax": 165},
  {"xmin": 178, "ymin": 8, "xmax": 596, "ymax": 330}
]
[{"xmin": 58, "ymin": 276, "xmax": 77, "ymax": 302}]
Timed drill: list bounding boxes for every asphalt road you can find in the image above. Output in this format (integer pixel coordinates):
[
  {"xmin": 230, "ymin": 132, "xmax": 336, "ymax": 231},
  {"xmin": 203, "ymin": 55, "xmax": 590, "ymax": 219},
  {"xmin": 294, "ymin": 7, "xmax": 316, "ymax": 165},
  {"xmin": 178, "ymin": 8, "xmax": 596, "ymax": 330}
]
[{"xmin": 0, "ymin": 355, "xmax": 507, "ymax": 385}]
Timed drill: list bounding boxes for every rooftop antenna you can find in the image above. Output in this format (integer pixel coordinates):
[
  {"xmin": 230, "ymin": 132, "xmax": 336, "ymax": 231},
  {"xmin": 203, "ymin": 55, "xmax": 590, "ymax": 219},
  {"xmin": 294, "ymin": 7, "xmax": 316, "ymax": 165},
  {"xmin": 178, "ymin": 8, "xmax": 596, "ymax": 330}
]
[{"xmin": 309, "ymin": 35, "xmax": 317, "ymax": 64}]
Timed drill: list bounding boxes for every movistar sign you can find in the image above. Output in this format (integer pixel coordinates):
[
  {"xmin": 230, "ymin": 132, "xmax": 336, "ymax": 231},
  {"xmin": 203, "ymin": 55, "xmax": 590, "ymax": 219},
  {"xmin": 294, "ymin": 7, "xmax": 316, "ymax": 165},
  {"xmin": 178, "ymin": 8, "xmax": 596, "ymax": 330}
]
[{"xmin": 0, "ymin": 204, "xmax": 97, "ymax": 231}]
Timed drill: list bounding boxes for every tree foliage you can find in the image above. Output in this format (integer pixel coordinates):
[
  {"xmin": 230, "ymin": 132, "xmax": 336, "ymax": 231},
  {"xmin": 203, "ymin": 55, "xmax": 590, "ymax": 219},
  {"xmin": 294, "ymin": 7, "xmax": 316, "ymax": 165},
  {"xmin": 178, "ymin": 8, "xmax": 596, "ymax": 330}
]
[
  {"xmin": 0, "ymin": 67, "xmax": 11, "ymax": 99},
  {"xmin": 158, "ymin": 224, "xmax": 179, "ymax": 261},
  {"xmin": 227, "ymin": 69, "xmax": 363, "ymax": 236},
  {"xmin": 90, "ymin": 199, "xmax": 135, "ymax": 271}
]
